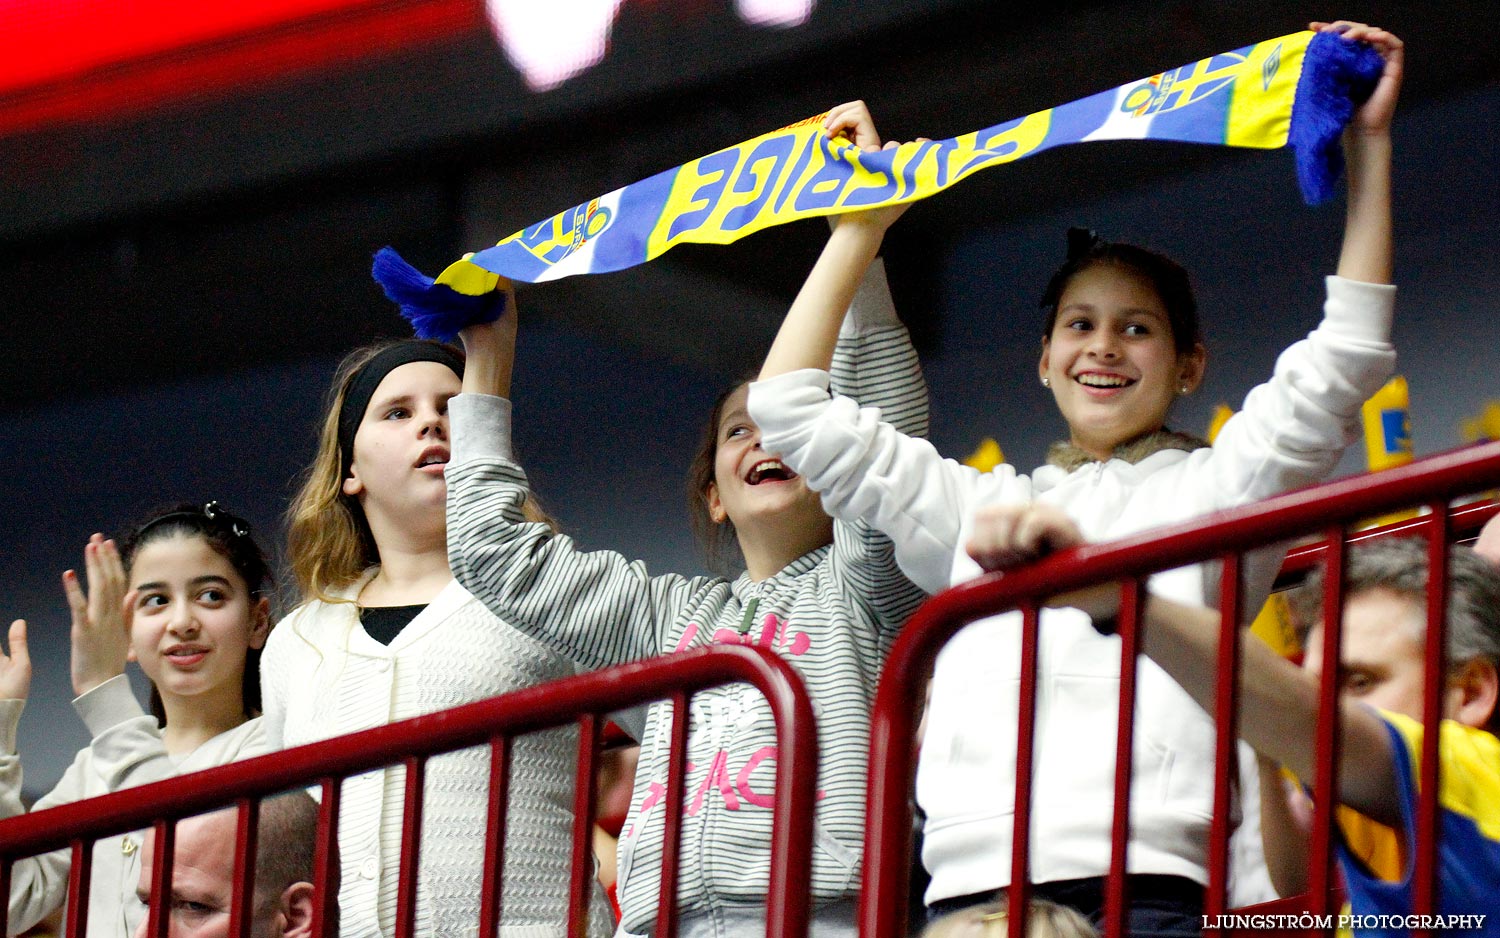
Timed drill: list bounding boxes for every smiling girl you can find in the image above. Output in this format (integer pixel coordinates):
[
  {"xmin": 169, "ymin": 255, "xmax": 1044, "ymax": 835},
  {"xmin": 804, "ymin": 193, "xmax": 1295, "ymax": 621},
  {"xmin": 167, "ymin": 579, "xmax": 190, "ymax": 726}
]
[
  {"xmin": 262, "ymin": 339, "xmax": 612, "ymax": 937},
  {"xmin": 0, "ymin": 503, "xmax": 273, "ymax": 938},
  {"xmin": 438, "ymin": 112, "xmax": 927, "ymax": 936},
  {"xmin": 746, "ymin": 23, "xmax": 1402, "ymax": 934}
]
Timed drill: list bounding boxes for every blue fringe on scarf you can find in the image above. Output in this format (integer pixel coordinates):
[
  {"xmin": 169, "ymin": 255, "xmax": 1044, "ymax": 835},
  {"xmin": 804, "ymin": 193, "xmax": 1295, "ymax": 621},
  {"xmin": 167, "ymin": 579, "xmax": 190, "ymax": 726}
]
[
  {"xmin": 371, "ymin": 247, "xmax": 507, "ymax": 342},
  {"xmin": 1289, "ymin": 31, "xmax": 1386, "ymax": 205}
]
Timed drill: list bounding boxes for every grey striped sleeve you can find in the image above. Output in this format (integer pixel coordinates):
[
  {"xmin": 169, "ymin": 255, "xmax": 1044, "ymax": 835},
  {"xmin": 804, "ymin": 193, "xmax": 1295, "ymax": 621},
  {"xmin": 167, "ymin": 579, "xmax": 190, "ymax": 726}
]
[
  {"xmin": 447, "ymin": 404, "xmax": 710, "ymax": 671},
  {"xmin": 825, "ymin": 262, "xmax": 933, "ymax": 625},
  {"xmin": 828, "ymin": 257, "xmax": 929, "ymax": 440}
]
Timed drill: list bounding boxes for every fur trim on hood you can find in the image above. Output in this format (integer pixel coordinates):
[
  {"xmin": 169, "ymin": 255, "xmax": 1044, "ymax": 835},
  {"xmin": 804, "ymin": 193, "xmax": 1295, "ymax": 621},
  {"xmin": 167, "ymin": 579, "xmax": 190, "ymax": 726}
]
[{"xmin": 1045, "ymin": 428, "xmax": 1209, "ymax": 473}]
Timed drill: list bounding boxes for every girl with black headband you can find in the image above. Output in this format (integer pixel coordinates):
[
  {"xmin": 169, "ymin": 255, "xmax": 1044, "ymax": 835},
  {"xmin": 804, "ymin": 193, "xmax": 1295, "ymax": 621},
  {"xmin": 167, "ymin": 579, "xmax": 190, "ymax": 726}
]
[
  {"xmin": 0, "ymin": 503, "xmax": 273, "ymax": 937},
  {"xmin": 263, "ymin": 339, "xmax": 613, "ymax": 937},
  {"xmin": 749, "ymin": 30, "xmax": 1401, "ymax": 934}
]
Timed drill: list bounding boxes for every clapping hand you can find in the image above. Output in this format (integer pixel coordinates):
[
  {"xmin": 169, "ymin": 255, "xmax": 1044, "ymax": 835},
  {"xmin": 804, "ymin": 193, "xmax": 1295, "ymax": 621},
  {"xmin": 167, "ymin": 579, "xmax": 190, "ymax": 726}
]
[
  {"xmin": 0, "ymin": 620, "xmax": 30, "ymax": 701},
  {"xmin": 64, "ymin": 534, "xmax": 132, "ymax": 697}
]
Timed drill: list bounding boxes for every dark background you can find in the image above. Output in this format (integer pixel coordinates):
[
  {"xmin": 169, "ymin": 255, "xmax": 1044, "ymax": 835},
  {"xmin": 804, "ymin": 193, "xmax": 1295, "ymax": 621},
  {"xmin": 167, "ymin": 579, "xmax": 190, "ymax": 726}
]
[{"xmin": 2, "ymin": 0, "xmax": 1496, "ymax": 790}]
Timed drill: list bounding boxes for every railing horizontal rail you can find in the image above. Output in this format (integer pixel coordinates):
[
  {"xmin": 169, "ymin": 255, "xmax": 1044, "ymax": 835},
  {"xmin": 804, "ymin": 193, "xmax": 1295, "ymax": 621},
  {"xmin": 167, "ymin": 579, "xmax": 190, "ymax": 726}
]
[
  {"xmin": 1274, "ymin": 492, "xmax": 1499, "ymax": 588},
  {"xmin": 0, "ymin": 644, "xmax": 818, "ymax": 878},
  {"xmin": 902, "ymin": 442, "xmax": 1500, "ymax": 645}
]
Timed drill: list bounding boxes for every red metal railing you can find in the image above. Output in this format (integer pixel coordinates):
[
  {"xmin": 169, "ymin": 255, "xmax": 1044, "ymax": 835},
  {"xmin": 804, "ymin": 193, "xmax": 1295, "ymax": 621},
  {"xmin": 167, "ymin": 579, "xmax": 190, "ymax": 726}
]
[
  {"xmin": 859, "ymin": 440, "xmax": 1500, "ymax": 938},
  {"xmin": 7, "ymin": 446, "xmax": 1497, "ymax": 938},
  {"xmin": 0, "ymin": 644, "xmax": 819, "ymax": 938}
]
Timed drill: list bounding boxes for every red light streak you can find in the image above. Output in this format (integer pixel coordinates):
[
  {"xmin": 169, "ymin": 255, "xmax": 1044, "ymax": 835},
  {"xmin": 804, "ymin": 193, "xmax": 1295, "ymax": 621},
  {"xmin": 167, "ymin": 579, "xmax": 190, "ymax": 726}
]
[{"xmin": 0, "ymin": 0, "xmax": 484, "ymax": 135}]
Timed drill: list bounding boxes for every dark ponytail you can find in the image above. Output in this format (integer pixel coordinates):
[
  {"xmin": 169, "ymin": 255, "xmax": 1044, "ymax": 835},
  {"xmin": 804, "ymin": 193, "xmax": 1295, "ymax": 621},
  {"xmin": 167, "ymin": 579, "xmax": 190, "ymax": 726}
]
[{"xmin": 1039, "ymin": 227, "xmax": 1201, "ymax": 354}]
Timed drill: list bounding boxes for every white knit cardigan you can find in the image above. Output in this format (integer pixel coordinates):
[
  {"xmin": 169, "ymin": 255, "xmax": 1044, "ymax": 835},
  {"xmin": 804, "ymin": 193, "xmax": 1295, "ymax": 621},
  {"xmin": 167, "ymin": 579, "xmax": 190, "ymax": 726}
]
[{"xmin": 260, "ymin": 574, "xmax": 613, "ymax": 938}]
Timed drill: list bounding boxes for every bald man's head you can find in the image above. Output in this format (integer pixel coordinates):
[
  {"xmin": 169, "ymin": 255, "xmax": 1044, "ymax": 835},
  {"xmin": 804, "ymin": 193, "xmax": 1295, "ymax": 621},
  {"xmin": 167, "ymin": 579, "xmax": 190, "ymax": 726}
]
[{"xmin": 134, "ymin": 791, "xmax": 330, "ymax": 938}]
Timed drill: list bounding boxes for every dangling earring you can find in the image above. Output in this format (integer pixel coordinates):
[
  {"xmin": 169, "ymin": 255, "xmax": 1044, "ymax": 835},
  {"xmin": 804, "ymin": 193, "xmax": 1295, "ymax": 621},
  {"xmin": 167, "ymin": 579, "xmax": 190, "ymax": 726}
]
[{"xmin": 1042, "ymin": 376, "xmax": 1051, "ymax": 388}]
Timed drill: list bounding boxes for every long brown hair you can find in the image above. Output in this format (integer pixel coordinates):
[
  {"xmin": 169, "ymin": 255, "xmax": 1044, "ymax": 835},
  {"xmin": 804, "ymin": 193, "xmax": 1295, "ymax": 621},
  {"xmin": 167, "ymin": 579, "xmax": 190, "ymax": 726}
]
[
  {"xmin": 287, "ymin": 339, "xmax": 560, "ymax": 602},
  {"xmin": 685, "ymin": 378, "xmax": 754, "ymax": 575},
  {"xmin": 287, "ymin": 342, "xmax": 411, "ymax": 602}
]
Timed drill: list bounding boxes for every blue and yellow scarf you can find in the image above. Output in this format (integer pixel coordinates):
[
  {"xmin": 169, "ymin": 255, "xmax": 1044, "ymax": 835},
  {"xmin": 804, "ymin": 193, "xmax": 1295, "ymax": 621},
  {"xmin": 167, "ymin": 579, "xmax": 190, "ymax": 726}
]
[{"xmin": 374, "ymin": 30, "xmax": 1382, "ymax": 339}]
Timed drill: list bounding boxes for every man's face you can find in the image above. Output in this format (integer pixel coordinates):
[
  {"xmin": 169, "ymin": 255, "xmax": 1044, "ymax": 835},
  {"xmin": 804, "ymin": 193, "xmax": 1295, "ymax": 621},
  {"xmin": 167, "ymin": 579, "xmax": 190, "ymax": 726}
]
[
  {"xmin": 1304, "ymin": 587, "xmax": 1453, "ymax": 721},
  {"xmin": 134, "ymin": 813, "xmax": 275, "ymax": 938}
]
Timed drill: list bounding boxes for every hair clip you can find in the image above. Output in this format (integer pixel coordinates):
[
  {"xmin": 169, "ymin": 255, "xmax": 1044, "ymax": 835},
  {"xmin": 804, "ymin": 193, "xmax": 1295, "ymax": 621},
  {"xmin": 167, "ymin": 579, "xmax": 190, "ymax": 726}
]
[
  {"xmin": 1066, "ymin": 226, "xmax": 1102, "ymax": 261},
  {"xmin": 202, "ymin": 501, "xmax": 251, "ymax": 539}
]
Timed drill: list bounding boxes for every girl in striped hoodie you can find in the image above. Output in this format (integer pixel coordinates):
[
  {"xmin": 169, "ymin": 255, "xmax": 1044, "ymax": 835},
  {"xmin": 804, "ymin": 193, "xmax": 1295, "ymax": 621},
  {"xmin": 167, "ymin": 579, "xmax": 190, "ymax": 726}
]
[{"xmin": 445, "ymin": 98, "xmax": 926, "ymax": 938}]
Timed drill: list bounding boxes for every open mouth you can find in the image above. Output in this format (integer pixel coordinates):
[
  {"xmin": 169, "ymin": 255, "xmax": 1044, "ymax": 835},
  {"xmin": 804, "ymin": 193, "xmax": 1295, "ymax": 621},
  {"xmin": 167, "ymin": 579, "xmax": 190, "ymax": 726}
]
[
  {"xmin": 745, "ymin": 459, "xmax": 796, "ymax": 485},
  {"xmin": 416, "ymin": 446, "xmax": 450, "ymax": 469},
  {"xmin": 1074, "ymin": 373, "xmax": 1135, "ymax": 389},
  {"xmin": 164, "ymin": 644, "xmax": 209, "ymax": 666}
]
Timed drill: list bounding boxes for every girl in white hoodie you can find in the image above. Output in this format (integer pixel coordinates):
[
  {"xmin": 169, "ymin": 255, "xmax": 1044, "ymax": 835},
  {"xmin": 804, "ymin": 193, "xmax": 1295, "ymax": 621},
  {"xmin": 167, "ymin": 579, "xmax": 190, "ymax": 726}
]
[{"xmin": 747, "ymin": 23, "xmax": 1403, "ymax": 935}]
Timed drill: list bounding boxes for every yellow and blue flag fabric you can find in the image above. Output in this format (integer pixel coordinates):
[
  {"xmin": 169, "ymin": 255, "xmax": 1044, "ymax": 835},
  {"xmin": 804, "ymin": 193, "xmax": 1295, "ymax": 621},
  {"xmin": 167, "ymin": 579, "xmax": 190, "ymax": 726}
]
[
  {"xmin": 963, "ymin": 438, "xmax": 1005, "ymax": 473},
  {"xmin": 1462, "ymin": 401, "xmax": 1500, "ymax": 444},
  {"xmin": 1360, "ymin": 376, "xmax": 1419, "ymax": 529},
  {"xmin": 1363, "ymin": 375, "xmax": 1414, "ymax": 473},
  {"xmin": 373, "ymin": 30, "xmax": 1382, "ymax": 338},
  {"xmin": 1206, "ymin": 402, "xmax": 1301, "ymax": 656}
]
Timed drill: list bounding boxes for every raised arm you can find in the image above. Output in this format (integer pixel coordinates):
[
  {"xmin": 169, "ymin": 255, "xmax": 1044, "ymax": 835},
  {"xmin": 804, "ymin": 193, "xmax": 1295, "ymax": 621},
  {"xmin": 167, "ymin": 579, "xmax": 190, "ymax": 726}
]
[
  {"xmin": 759, "ymin": 101, "xmax": 909, "ymax": 381},
  {"xmin": 0, "ymin": 618, "xmax": 68, "ymax": 937},
  {"xmin": 56, "ymin": 537, "xmax": 187, "ymax": 790},
  {"xmin": 448, "ymin": 292, "xmax": 704, "ymax": 670},
  {"xmin": 0, "ymin": 608, "xmax": 176, "ymax": 934},
  {"xmin": 828, "ymin": 257, "xmax": 929, "ymax": 440},
  {"xmin": 749, "ymin": 103, "xmax": 1012, "ymax": 594},
  {"xmin": 1319, "ymin": 21, "xmax": 1401, "ymax": 286},
  {"xmin": 965, "ymin": 503, "xmax": 1402, "ymax": 827},
  {"xmin": 457, "ymin": 277, "xmax": 518, "ymax": 399}
]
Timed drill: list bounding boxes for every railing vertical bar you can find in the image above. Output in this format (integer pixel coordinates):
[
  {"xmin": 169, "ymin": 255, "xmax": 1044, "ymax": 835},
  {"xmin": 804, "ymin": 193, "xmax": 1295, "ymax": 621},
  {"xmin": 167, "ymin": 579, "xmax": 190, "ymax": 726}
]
[
  {"xmin": 858, "ymin": 638, "xmax": 924, "ymax": 938},
  {"xmin": 1308, "ymin": 525, "xmax": 1346, "ymax": 918},
  {"xmin": 764, "ymin": 646, "xmax": 817, "ymax": 938},
  {"xmin": 1205, "ymin": 553, "xmax": 1245, "ymax": 927},
  {"xmin": 310, "ymin": 778, "xmax": 342, "ymax": 938},
  {"xmin": 394, "ymin": 755, "xmax": 427, "ymax": 938},
  {"xmin": 656, "ymin": 691, "xmax": 692, "ymax": 938},
  {"xmin": 1414, "ymin": 502, "xmax": 1449, "ymax": 929},
  {"xmin": 147, "ymin": 819, "xmax": 175, "ymax": 938},
  {"xmin": 230, "ymin": 797, "xmax": 261, "ymax": 938},
  {"xmin": 568, "ymin": 714, "xmax": 600, "ymax": 938},
  {"xmin": 64, "ymin": 839, "xmax": 93, "ymax": 938},
  {"xmin": 1104, "ymin": 579, "xmax": 1143, "ymax": 938},
  {"xmin": 1006, "ymin": 601, "xmax": 1042, "ymax": 938},
  {"xmin": 478, "ymin": 735, "xmax": 513, "ymax": 937},
  {"xmin": 0, "ymin": 646, "xmax": 819, "ymax": 938}
]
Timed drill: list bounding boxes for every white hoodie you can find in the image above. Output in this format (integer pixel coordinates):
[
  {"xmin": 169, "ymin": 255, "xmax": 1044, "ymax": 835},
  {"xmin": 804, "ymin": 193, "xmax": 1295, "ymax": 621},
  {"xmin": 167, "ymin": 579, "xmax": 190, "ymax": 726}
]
[{"xmin": 748, "ymin": 275, "xmax": 1396, "ymax": 902}]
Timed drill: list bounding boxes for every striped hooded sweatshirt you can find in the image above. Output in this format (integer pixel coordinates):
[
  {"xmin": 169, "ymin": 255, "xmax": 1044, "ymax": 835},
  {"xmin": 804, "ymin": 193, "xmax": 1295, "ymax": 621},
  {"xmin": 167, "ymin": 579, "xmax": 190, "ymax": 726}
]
[{"xmin": 446, "ymin": 261, "xmax": 927, "ymax": 934}]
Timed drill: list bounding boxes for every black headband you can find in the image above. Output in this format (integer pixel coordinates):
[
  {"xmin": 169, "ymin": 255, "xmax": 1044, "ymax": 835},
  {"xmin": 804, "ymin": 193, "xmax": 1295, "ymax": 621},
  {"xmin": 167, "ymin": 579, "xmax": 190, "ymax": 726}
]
[{"xmin": 338, "ymin": 342, "xmax": 465, "ymax": 473}]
